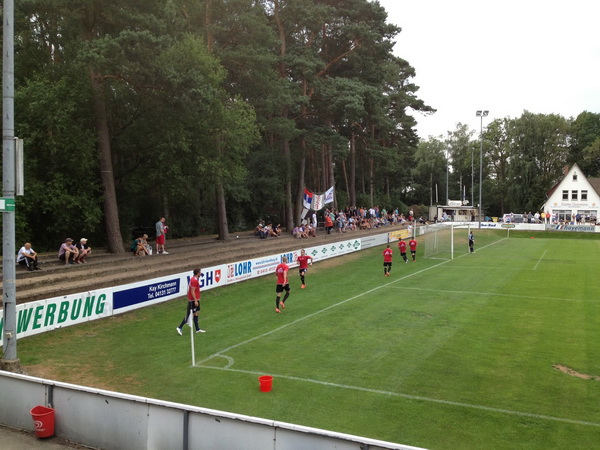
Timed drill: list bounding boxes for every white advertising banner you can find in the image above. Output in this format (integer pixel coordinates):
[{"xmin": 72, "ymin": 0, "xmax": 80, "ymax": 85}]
[{"xmin": 0, "ymin": 288, "xmax": 113, "ymax": 343}]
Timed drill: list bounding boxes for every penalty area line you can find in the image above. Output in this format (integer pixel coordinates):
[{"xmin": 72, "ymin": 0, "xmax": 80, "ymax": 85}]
[{"xmin": 195, "ymin": 365, "xmax": 600, "ymax": 429}]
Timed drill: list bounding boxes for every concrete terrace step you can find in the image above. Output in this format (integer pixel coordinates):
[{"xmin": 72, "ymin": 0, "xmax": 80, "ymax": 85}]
[{"xmin": 1, "ymin": 225, "xmax": 407, "ymax": 307}]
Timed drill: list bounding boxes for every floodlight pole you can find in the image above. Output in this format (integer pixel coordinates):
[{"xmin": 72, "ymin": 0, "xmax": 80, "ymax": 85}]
[
  {"xmin": 476, "ymin": 110, "xmax": 489, "ymax": 229},
  {"xmin": 446, "ymin": 132, "xmax": 450, "ymax": 206},
  {"xmin": 1, "ymin": 0, "xmax": 20, "ymax": 371}
]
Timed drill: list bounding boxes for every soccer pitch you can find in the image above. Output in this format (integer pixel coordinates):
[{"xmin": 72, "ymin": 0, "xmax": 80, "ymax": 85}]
[{"xmin": 19, "ymin": 231, "xmax": 600, "ymax": 449}]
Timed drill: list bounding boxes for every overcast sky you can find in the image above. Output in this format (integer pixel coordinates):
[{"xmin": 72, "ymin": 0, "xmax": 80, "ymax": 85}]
[{"xmin": 375, "ymin": 0, "xmax": 600, "ymax": 139}]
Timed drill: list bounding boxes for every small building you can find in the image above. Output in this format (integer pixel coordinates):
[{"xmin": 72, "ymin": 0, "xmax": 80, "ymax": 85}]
[
  {"xmin": 543, "ymin": 164, "xmax": 600, "ymax": 223},
  {"xmin": 429, "ymin": 201, "xmax": 479, "ymax": 222}
]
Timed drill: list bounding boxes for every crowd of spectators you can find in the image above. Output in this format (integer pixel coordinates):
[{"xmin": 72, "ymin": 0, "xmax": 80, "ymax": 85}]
[
  {"xmin": 254, "ymin": 221, "xmax": 282, "ymax": 239},
  {"xmin": 322, "ymin": 206, "xmax": 417, "ymax": 234},
  {"xmin": 254, "ymin": 206, "xmax": 419, "ymax": 239}
]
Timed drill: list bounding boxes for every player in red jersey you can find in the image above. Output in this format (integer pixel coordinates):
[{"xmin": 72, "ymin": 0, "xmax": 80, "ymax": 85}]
[
  {"xmin": 176, "ymin": 268, "xmax": 205, "ymax": 335},
  {"xmin": 398, "ymin": 238, "xmax": 408, "ymax": 263},
  {"xmin": 297, "ymin": 249, "xmax": 313, "ymax": 289},
  {"xmin": 409, "ymin": 238, "xmax": 418, "ymax": 262},
  {"xmin": 383, "ymin": 244, "xmax": 393, "ymax": 277},
  {"xmin": 275, "ymin": 256, "xmax": 290, "ymax": 313}
]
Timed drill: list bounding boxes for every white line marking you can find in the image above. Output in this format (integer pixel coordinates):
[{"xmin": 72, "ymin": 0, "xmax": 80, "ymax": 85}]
[
  {"xmin": 193, "ymin": 237, "xmax": 600, "ymax": 429},
  {"xmin": 195, "ymin": 365, "xmax": 600, "ymax": 428},
  {"xmin": 533, "ymin": 249, "xmax": 548, "ymax": 271},
  {"xmin": 197, "ymin": 237, "xmax": 507, "ymax": 367}
]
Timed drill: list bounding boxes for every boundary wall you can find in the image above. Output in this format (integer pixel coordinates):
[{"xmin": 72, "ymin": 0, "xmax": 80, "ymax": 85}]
[{"xmin": 0, "ymin": 370, "xmax": 424, "ymax": 450}]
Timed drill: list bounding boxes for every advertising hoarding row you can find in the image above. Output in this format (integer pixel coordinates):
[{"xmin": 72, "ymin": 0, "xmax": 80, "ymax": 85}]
[{"xmin": 0, "ymin": 238, "xmax": 363, "ymax": 345}]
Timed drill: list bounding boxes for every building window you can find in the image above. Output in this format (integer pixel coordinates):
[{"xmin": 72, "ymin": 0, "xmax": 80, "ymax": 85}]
[
  {"xmin": 562, "ymin": 190, "xmax": 568, "ymax": 200},
  {"xmin": 573, "ymin": 173, "xmax": 578, "ymax": 181},
  {"xmin": 572, "ymin": 190, "xmax": 578, "ymax": 200},
  {"xmin": 582, "ymin": 190, "xmax": 588, "ymax": 200}
]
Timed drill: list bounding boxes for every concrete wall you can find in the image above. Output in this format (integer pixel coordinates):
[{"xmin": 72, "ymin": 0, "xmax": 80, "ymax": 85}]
[{"xmin": 0, "ymin": 371, "xmax": 424, "ymax": 450}]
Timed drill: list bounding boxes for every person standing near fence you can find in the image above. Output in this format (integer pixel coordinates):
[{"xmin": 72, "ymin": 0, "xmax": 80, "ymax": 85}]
[
  {"xmin": 156, "ymin": 217, "xmax": 169, "ymax": 254},
  {"xmin": 176, "ymin": 268, "xmax": 205, "ymax": 335}
]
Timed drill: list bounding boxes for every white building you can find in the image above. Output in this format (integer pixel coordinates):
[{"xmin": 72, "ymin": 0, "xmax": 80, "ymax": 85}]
[{"xmin": 543, "ymin": 164, "xmax": 600, "ymax": 223}]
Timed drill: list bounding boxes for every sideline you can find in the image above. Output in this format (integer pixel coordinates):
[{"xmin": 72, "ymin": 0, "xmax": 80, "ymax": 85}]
[{"xmin": 196, "ymin": 365, "xmax": 600, "ymax": 429}]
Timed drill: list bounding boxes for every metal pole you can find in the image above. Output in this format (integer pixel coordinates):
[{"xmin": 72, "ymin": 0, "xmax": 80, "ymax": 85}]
[
  {"xmin": 471, "ymin": 147, "xmax": 474, "ymax": 207},
  {"xmin": 1, "ymin": 0, "xmax": 20, "ymax": 368},
  {"xmin": 446, "ymin": 134, "xmax": 450, "ymax": 206},
  {"xmin": 479, "ymin": 115, "xmax": 483, "ymax": 229},
  {"xmin": 476, "ymin": 110, "xmax": 488, "ymax": 230}
]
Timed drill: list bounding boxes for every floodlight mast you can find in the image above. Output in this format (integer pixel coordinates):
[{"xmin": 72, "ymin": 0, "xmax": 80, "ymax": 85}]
[{"xmin": 476, "ymin": 110, "xmax": 489, "ymax": 229}]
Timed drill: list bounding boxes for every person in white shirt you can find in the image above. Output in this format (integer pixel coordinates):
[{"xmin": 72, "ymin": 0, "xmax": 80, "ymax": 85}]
[{"xmin": 17, "ymin": 242, "xmax": 40, "ymax": 271}]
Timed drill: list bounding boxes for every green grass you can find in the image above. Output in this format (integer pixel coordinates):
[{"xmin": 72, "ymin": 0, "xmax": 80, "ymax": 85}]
[{"xmin": 18, "ymin": 231, "xmax": 600, "ymax": 449}]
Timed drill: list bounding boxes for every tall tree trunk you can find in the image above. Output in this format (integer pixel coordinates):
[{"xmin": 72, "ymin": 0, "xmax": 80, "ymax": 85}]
[
  {"xmin": 215, "ymin": 182, "xmax": 229, "ymax": 240},
  {"xmin": 274, "ymin": 0, "xmax": 294, "ymax": 230},
  {"xmin": 342, "ymin": 159, "xmax": 350, "ymax": 202},
  {"xmin": 89, "ymin": 68, "xmax": 124, "ymax": 253},
  {"xmin": 429, "ymin": 172, "xmax": 433, "ymax": 206},
  {"xmin": 349, "ymin": 133, "xmax": 356, "ymax": 207},
  {"xmin": 327, "ymin": 144, "xmax": 336, "ymax": 210},
  {"xmin": 283, "ymin": 137, "xmax": 294, "ymax": 229},
  {"xmin": 295, "ymin": 138, "xmax": 306, "ymax": 226},
  {"xmin": 369, "ymin": 157, "xmax": 374, "ymax": 207}
]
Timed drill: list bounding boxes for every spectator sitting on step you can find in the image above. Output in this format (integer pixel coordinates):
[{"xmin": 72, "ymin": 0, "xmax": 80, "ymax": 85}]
[
  {"xmin": 58, "ymin": 238, "xmax": 79, "ymax": 266},
  {"xmin": 133, "ymin": 234, "xmax": 151, "ymax": 256},
  {"xmin": 74, "ymin": 238, "xmax": 92, "ymax": 263},
  {"xmin": 293, "ymin": 225, "xmax": 303, "ymax": 238},
  {"xmin": 254, "ymin": 221, "xmax": 265, "ymax": 237},
  {"xmin": 267, "ymin": 222, "xmax": 280, "ymax": 238},
  {"xmin": 17, "ymin": 242, "xmax": 41, "ymax": 271}
]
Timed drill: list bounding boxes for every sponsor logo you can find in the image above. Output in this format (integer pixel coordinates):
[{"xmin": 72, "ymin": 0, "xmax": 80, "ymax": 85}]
[
  {"xmin": 5, "ymin": 294, "xmax": 108, "ymax": 334},
  {"xmin": 501, "ymin": 224, "xmax": 516, "ymax": 228},
  {"xmin": 551, "ymin": 225, "xmax": 595, "ymax": 233},
  {"xmin": 200, "ymin": 269, "xmax": 221, "ymax": 287},
  {"xmin": 227, "ymin": 261, "xmax": 253, "ymax": 279}
]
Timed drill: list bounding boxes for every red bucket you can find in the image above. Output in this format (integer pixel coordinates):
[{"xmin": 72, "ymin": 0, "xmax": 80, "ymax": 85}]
[
  {"xmin": 30, "ymin": 405, "xmax": 55, "ymax": 438},
  {"xmin": 258, "ymin": 375, "xmax": 273, "ymax": 392}
]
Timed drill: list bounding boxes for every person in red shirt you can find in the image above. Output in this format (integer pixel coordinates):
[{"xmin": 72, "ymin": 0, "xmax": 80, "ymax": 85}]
[
  {"xmin": 409, "ymin": 238, "xmax": 418, "ymax": 262},
  {"xmin": 297, "ymin": 249, "xmax": 313, "ymax": 289},
  {"xmin": 324, "ymin": 214, "xmax": 334, "ymax": 234},
  {"xmin": 176, "ymin": 268, "xmax": 205, "ymax": 334},
  {"xmin": 383, "ymin": 244, "xmax": 393, "ymax": 277},
  {"xmin": 275, "ymin": 256, "xmax": 290, "ymax": 313},
  {"xmin": 398, "ymin": 238, "xmax": 408, "ymax": 263}
]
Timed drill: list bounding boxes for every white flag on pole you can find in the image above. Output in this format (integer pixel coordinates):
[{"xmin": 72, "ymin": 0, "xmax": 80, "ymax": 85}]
[{"xmin": 324, "ymin": 186, "xmax": 334, "ymax": 204}]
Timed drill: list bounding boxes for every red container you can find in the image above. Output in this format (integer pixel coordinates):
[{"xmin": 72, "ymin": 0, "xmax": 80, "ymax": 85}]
[
  {"xmin": 258, "ymin": 375, "xmax": 273, "ymax": 392},
  {"xmin": 30, "ymin": 405, "xmax": 55, "ymax": 438}
]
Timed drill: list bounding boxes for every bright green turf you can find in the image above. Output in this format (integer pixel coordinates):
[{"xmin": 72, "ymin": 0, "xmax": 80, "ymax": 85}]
[{"xmin": 18, "ymin": 231, "xmax": 600, "ymax": 449}]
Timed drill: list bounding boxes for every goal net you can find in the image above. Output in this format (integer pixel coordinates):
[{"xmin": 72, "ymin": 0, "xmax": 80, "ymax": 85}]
[{"xmin": 421, "ymin": 223, "xmax": 470, "ymax": 260}]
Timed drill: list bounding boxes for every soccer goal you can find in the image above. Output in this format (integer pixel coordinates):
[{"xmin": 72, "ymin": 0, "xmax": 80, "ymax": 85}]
[{"xmin": 421, "ymin": 223, "xmax": 471, "ymax": 260}]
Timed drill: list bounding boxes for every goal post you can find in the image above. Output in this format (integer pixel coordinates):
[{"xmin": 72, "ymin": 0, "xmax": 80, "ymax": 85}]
[{"xmin": 422, "ymin": 223, "xmax": 470, "ymax": 260}]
